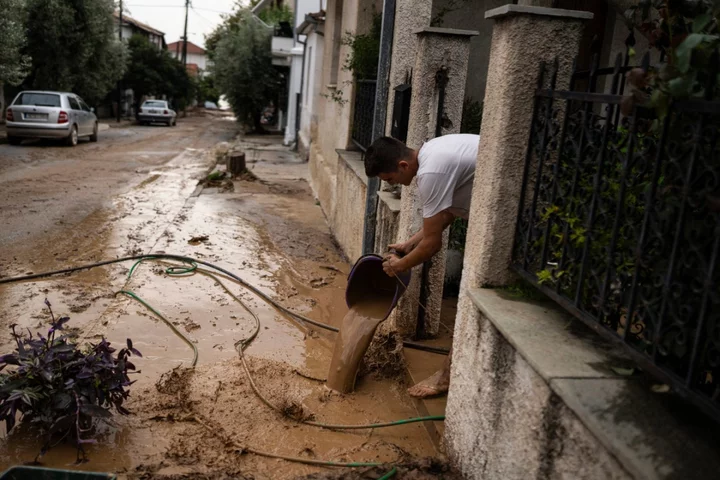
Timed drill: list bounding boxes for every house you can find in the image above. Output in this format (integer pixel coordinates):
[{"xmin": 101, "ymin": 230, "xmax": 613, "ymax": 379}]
[
  {"xmin": 167, "ymin": 40, "xmax": 210, "ymax": 76},
  {"xmin": 296, "ymin": 10, "xmax": 326, "ymax": 159},
  {"xmin": 113, "ymin": 11, "xmax": 166, "ymax": 50},
  {"xmin": 252, "ymin": 0, "xmax": 328, "ymax": 143},
  {"xmin": 297, "ymin": 0, "xmax": 720, "ymax": 478}
]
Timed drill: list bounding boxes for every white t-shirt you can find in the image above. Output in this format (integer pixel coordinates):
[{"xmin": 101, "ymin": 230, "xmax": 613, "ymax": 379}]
[{"xmin": 416, "ymin": 134, "xmax": 479, "ymax": 220}]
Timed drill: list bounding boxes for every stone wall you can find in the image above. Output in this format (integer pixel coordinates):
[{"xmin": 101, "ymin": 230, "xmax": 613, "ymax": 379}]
[
  {"xmin": 332, "ymin": 150, "xmax": 367, "ymax": 262},
  {"xmin": 445, "ymin": 291, "xmax": 630, "ymax": 479}
]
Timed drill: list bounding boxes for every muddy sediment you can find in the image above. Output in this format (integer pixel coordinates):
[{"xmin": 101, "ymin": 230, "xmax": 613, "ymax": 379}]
[
  {"xmin": 0, "ymin": 129, "xmax": 443, "ymax": 478},
  {"xmin": 326, "ymin": 296, "xmax": 393, "ymax": 393}
]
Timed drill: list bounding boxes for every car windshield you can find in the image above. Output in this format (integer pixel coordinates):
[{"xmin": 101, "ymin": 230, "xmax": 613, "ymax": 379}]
[
  {"xmin": 14, "ymin": 93, "xmax": 61, "ymax": 107},
  {"xmin": 144, "ymin": 101, "xmax": 166, "ymax": 108}
]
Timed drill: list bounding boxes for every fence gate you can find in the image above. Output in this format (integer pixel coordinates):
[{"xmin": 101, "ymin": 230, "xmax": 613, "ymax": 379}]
[{"xmin": 512, "ymin": 53, "xmax": 720, "ymax": 423}]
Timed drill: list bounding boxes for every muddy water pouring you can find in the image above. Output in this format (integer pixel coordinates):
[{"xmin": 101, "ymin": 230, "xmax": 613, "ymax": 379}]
[{"xmin": 326, "ymin": 254, "xmax": 411, "ymax": 393}]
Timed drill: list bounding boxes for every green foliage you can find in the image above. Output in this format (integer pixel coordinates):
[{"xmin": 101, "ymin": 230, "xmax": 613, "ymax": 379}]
[
  {"xmin": 342, "ymin": 12, "xmax": 382, "ymax": 80},
  {"xmin": 460, "ymin": 97, "xmax": 483, "ymax": 134},
  {"xmin": 0, "ymin": 0, "xmax": 31, "ymax": 87},
  {"xmin": 122, "ymin": 35, "xmax": 194, "ymax": 111},
  {"xmin": 23, "ymin": 0, "xmax": 127, "ymax": 104},
  {"xmin": 623, "ymin": 0, "xmax": 720, "ymax": 116},
  {"xmin": 257, "ymin": 4, "xmax": 293, "ymax": 26},
  {"xmin": 210, "ymin": 8, "xmax": 283, "ymax": 131},
  {"xmin": 195, "ymin": 74, "xmax": 220, "ymax": 105},
  {"xmin": 448, "ymin": 217, "xmax": 468, "ymax": 253}
]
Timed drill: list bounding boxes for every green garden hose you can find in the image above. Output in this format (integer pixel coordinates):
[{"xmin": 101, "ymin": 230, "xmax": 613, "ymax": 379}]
[{"xmin": 0, "ymin": 254, "xmax": 447, "ymax": 470}]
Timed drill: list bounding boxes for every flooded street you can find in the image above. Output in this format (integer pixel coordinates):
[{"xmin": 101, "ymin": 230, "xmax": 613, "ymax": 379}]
[{"xmin": 0, "ymin": 114, "xmax": 444, "ymax": 479}]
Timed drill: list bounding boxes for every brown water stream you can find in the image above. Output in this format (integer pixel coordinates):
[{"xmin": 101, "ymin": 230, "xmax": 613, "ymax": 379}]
[{"xmin": 326, "ymin": 295, "xmax": 392, "ymax": 393}]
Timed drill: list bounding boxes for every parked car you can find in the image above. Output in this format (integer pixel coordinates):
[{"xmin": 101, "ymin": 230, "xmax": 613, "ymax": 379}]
[
  {"xmin": 5, "ymin": 91, "xmax": 98, "ymax": 146},
  {"xmin": 137, "ymin": 100, "xmax": 176, "ymax": 126}
]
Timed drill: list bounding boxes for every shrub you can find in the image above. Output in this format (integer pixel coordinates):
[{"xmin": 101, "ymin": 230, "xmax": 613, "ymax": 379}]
[{"xmin": 0, "ymin": 300, "xmax": 141, "ymax": 462}]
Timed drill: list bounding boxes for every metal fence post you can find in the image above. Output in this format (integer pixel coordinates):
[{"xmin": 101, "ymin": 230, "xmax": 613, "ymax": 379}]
[{"xmin": 361, "ymin": 0, "xmax": 396, "ymax": 256}]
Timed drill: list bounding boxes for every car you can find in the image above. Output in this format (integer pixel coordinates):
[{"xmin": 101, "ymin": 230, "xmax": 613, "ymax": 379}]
[
  {"xmin": 137, "ymin": 100, "xmax": 176, "ymax": 126},
  {"xmin": 5, "ymin": 91, "xmax": 98, "ymax": 146}
]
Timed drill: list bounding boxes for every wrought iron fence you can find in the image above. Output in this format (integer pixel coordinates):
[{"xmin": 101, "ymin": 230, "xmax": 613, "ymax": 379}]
[
  {"xmin": 351, "ymin": 79, "xmax": 377, "ymax": 151},
  {"xmin": 513, "ymin": 53, "xmax": 720, "ymax": 423}
]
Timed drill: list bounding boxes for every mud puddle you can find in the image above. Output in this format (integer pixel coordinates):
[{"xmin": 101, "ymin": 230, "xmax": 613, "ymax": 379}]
[{"xmin": 0, "ymin": 136, "xmax": 442, "ymax": 477}]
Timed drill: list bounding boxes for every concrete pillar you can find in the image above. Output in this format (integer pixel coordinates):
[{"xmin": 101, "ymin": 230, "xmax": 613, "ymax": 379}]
[
  {"xmin": 384, "ymin": 0, "xmax": 432, "ymax": 137},
  {"xmin": 445, "ymin": 5, "xmax": 592, "ymax": 476},
  {"xmin": 394, "ymin": 27, "xmax": 477, "ymax": 338}
]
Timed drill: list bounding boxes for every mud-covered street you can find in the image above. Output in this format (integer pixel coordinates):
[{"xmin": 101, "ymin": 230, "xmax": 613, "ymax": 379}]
[{"xmin": 0, "ymin": 114, "xmax": 451, "ymax": 479}]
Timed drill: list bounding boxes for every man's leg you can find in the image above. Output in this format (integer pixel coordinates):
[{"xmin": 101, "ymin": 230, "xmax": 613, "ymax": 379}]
[{"xmin": 407, "ymin": 346, "xmax": 452, "ymax": 398}]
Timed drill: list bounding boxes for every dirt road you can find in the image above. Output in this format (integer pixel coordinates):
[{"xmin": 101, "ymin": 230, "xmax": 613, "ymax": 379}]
[{"xmin": 0, "ymin": 115, "xmax": 451, "ymax": 479}]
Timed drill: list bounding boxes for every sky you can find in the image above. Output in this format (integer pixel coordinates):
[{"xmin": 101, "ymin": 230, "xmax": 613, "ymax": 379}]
[{"xmin": 120, "ymin": 0, "xmax": 247, "ymax": 48}]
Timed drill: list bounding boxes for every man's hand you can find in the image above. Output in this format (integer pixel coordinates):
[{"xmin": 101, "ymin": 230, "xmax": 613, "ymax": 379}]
[
  {"xmin": 382, "ymin": 254, "xmax": 404, "ymax": 277},
  {"xmin": 388, "ymin": 242, "xmax": 409, "ymax": 255}
]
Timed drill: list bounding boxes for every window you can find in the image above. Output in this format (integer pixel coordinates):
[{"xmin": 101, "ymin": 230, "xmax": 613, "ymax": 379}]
[
  {"xmin": 13, "ymin": 93, "xmax": 61, "ymax": 107},
  {"xmin": 329, "ymin": 1, "xmax": 344, "ymax": 86},
  {"xmin": 144, "ymin": 100, "xmax": 166, "ymax": 108},
  {"xmin": 68, "ymin": 97, "xmax": 81, "ymax": 110},
  {"xmin": 78, "ymin": 98, "xmax": 91, "ymax": 112}
]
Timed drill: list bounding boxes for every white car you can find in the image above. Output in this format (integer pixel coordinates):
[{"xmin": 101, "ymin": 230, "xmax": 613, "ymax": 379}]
[
  {"xmin": 137, "ymin": 100, "xmax": 176, "ymax": 126},
  {"xmin": 6, "ymin": 91, "xmax": 98, "ymax": 146}
]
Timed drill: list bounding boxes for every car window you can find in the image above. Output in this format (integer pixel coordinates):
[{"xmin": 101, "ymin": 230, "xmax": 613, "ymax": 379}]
[
  {"xmin": 78, "ymin": 98, "xmax": 91, "ymax": 112},
  {"xmin": 13, "ymin": 93, "xmax": 61, "ymax": 107},
  {"xmin": 143, "ymin": 101, "xmax": 166, "ymax": 108},
  {"xmin": 68, "ymin": 97, "xmax": 81, "ymax": 110}
]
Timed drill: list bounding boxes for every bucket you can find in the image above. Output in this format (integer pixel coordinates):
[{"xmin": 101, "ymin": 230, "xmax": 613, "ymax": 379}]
[{"xmin": 345, "ymin": 253, "xmax": 411, "ymax": 321}]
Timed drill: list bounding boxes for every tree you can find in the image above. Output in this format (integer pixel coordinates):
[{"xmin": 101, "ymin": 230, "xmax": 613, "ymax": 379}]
[
  {"xmin": 0, "ymin": 0, "xmax": 30, "ymax": 123},
  {"xmin": 23, "ymin": 0, "xmax": 127, "ymax": 105},
  {"xmin": 196, "ymin": 75, "xmax": 220, "ymax": 105},
  {"xmin": 123, "ymin": 35, "xmax": 194, "ymax": 112},
  {"xmin": 210, "ymin": 8, "xmax": 282, "ymax": 131}
]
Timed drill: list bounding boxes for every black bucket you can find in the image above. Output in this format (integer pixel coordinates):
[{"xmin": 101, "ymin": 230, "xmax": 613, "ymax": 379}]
[{"xmin": 345, "ymin": 254, "xmax": 411, "ymax": 321}]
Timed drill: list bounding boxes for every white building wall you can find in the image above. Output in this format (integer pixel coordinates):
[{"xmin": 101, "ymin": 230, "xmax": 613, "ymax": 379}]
[
  {"xmin": 282, "ymin": 0, "xmax": 327, "ymax": 144},
  {"xmin": 283, "ymin": 47, "xmax": 304, "ymax": 145},
  {"xmin": 298, "ymin": 30, "xmax": 324, "ymax": 154}
]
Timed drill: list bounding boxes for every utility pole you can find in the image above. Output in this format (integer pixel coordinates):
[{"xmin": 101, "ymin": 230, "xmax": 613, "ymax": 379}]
[
  {"xmin": 182, "ymin": 0, "xmax": 189, "ymax": 67},
  {"xmin": 116, "ymin": 0, "xmax": 123, "ymax": 123}
]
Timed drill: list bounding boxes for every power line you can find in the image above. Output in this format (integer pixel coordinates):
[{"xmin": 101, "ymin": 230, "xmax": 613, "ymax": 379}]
[{"xmin": 124, "ymin": 3, "xmax": 231, "ymax": 14}]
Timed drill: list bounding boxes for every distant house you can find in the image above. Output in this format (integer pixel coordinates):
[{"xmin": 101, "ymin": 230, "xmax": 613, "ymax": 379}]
[
  {"xmin": 167, "ymin": 41, "xmax": 210, "ymax": 76},
  {"xmin": 113, "ymin": 11, "xmax": 166, "ymax": 50}
]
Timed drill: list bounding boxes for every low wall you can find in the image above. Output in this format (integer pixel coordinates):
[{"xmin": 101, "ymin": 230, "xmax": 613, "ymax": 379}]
[
  {"xmin": 331, "ymin": 150, "xmax": 367, "ymax": 262},
  {"xmin": 445, "ymin": 288, "xmax": 720, "ymax": 479}
]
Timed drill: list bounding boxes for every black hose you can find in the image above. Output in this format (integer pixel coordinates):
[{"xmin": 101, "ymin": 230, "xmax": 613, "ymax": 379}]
[{"xmin": 0, "ymin": 254, "xmax": 449, "ymax": 355}]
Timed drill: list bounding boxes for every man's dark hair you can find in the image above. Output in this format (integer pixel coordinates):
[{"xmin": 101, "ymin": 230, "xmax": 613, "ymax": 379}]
[{"xmin": 364, "ymin": 137, "xmax": 413, "ymax": 177}]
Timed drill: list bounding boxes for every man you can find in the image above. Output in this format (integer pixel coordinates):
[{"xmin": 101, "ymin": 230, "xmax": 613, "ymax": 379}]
[{"xmin": 364, "ymin": 133, "xmax": 479, "ymax": 398}]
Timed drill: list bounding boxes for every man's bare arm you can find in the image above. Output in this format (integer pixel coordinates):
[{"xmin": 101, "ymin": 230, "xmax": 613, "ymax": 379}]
[{"xmin": 383, "ymin": 210, "xmax": 454, "ymax": 275}]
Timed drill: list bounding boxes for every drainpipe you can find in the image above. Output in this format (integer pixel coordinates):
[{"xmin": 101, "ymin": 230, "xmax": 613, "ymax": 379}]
[
  {"xmin": 361, "ymin": 0, "xmax": 396, "ymax": 255},
  {"xmin": 295, "ymin": 32, "xmax": 307, "ymax": 152}
]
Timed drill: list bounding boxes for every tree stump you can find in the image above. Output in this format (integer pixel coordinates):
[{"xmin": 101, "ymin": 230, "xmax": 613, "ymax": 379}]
[{"xmin": 227, "ymin": 151, "xmax": 246, "ymax": 177}]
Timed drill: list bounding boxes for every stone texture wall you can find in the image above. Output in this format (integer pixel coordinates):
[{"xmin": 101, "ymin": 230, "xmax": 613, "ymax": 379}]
[
  {"xmin": 395, "ymin": 29, "xmax": 474, "ymax": 338},
  {"xmin": 445, "ymin": 306, "xmax": 630, "ymax": 479},
  {"xmin": 384, "ymin": 0, "xmax": 433, "ymax": 136},
  {"xmin": 445, "ymin": 5, "xmax": 594, "ymax": 477},
  {"xmin": 332, "ymin": 151, "xmax": 367, "ymax": 261},
  {"xmin": 430, "ymin": 0, "xmax": 507, "ymax": 108}
]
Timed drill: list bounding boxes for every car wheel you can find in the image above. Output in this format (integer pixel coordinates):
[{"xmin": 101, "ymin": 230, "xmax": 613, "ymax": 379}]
[
  {"xmin": 89, "ymin": 123, "xmax": 99, "ymax": 142},
  {"xmin": 66, "ymin": 125, "xmax": 78, "ymax": 147},
  {"xmin": 7, "ymin": 136, "xmax": 22, "ymax": 146},
  {"xmin": 172, "ymin": 118, "xmax": 177, "ymax": 126}
]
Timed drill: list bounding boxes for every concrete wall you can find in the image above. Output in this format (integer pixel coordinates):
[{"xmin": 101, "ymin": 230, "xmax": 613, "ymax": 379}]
[
  {"xmin": 298, "ymin": 30, "xmax": 325, "ymax": 159},
  {"xmin": 308, "ymin": 0, "xmax": 381, "ymax": 249},
  {"xmin": 430, "ymin": 0, "xmax": 507, "ymax": 105},
  {"xmin": 332, "ymin": 151, "xmax": 368, "ymax": 261},
  {"xmin": 445, "ymin": 299, "xmax": 629, "ymax": 479}
]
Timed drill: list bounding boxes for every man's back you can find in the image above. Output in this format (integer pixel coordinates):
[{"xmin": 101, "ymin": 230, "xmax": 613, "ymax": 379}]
[{"xmin": 416, "ymin": 134, "xmax": 479, "ymax": 220}]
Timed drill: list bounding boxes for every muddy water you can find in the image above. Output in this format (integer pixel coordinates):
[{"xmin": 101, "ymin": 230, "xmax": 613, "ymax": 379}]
[{"xmin": 326, "ymin": 296, "xmax": 392, "ymax": 393}]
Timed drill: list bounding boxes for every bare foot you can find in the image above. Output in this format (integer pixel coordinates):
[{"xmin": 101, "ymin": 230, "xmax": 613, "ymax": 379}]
[{"xmin": 407, "ymin": 369, "xmax": 450, "ymax": 398}]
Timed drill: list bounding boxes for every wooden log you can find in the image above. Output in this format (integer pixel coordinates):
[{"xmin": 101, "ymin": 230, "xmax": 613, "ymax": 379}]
[{"xmin": 227, "ymin": 151, "xmax": 246, "ymax": 177}]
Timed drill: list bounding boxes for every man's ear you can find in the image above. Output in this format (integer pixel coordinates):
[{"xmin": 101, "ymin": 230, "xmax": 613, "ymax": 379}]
[{"xmin": 397, "ymin": 160, "xmax": 409, "ymax": 171}]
